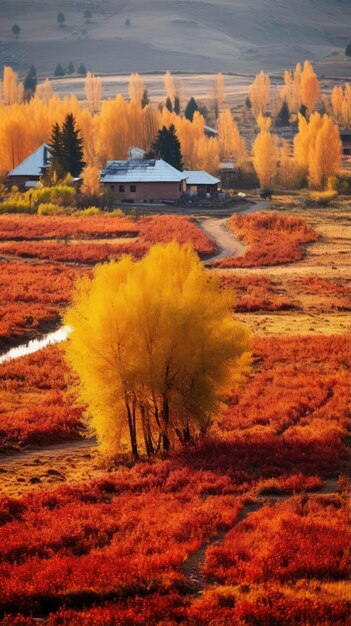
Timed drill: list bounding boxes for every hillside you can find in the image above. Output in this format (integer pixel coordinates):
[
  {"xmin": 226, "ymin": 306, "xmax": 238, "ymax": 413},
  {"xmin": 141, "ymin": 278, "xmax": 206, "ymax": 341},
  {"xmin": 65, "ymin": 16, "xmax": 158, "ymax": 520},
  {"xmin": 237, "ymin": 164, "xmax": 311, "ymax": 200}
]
[{"xmin": 0, "ymin": 0, "xmax": 350, "ymax": 76}]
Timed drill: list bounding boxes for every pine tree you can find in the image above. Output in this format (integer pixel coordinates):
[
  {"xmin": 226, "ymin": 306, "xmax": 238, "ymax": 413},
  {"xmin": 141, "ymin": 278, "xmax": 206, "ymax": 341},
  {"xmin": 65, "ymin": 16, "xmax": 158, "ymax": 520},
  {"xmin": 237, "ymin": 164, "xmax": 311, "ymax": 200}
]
[
  {"xmin": 61, "ymin": 113, "xmax": 85, "ymax": 176},
  {"xmin": 49, "ymin": 114, "xmax": 85, "ymax": 178},
  {"xmin": 141, "ymin": 88, "xmax": 150, "ymax": 108},
  {"xmin": 346, "ymin": 42, "xmax": 351, "ymax": 57},
  {"xmin": 165, "ymin": 97, "xmax": 173, "ymax": 112},
  {"xmin": 184, "ymin": 97, "xmax": 198, "ymax": 122},
  {"xmin": 54, "ymin": 63, "xmax": 65, "ymax": 77},
  {"xmin": 77, "ymin": 63, "xmax": 87, "ymax": 76},
  {"xmin": 276, "ymin": 101, "xmax": 290, "ymax": 127},
  {"xmin": 12, "ymin": 24, "xmax": 20, "ymax": 37},
  {"xmin": 148, "ymin": 125, "xmax": 183, "ymax": 171},
  {"xmin": 67, "ymin": 61, "xmax": 75, "ymax": 75},
  {"xmin": 49, "ymin": 122, "xmax": 65, "ymax": 179},
  {"xmin": 57, "ymin": 12, "xmax": 65, "ymax": 27},
  {"xmin": 174, "ymin": 95, "xmax": 180, "ymax": 115},
  {"xmin": 23, "ymin": 66, "xmax": 37, "ymax": 100}
]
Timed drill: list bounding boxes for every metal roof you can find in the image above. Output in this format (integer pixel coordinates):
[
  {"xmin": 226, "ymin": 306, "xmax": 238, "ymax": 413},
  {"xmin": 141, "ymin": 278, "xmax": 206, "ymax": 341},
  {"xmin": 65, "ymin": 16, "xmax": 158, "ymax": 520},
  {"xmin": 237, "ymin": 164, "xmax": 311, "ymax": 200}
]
[
  {"xmin": 100, "ymin": 159, "xmax": 186, "ymax": 183},
  {"xmin": 8, "ymin": 144, "xmax": 51, "ymax": 177},
  {"xmin": 184, "ymin": 170, "xmax": 220, "ymax": 185}
]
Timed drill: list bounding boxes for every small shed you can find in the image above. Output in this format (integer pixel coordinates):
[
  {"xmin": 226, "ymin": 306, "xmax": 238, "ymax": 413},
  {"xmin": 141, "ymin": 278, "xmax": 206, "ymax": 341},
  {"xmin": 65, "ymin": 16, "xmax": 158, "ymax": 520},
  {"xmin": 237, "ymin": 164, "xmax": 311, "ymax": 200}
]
[
  {"xmin": 6, "ymin": 144, "xmax": 51, "ymax": 189},
  {"xmin": 184, "ymin": 171, "xmax": 220, "ymax": 198}
]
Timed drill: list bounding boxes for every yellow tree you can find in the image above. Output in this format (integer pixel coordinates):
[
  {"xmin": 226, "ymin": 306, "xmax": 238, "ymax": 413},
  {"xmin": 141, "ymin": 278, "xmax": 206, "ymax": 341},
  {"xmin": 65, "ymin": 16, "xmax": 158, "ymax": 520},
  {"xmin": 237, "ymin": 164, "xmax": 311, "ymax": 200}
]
[
  {"xmin": 301, "ymin": 61, "xmax": 320, "ymax": 116},
  {"xmin": 85, "ymin": 72, "xmax": 102, "ymax": 114},
  {"xmin": 3, "ymin": 66, "xmax": 23, "ymax": 105},
  {"xmin": 248, "ymin": 70, "xmax": 270, "ymax": 116},
  {"xmin": 217, "ymin": 109, "xmax": 247, "ymax": 166},
  {"xmin": 36, "ymin": 79, "xmax": 53, "ymax": 104},
  {"xmin": 214, "ymin": 72, "xmax": 225, "ymax": 118},
  {"xmin": 341, "ymin": 84, "xmax": 351, "ymax": 128},
  {"xmin": 164, "ymin": 70, "xmax": 175, "ymax": 102},
  {"xmin": 128, "ymin": 73, "xmax": 145, "ymax": 106},
  {"xmin": 278, "ymin": 140, "xmax": 305, "ymax": 190},
  {"xmin": 253, "ymin": 114, "xmax": 278, "ymax": 188},
  {"xmin": 308, "ymin": 115, "xmax": 342, "ymax": 189},
  {"xmin": 64, "ymin": 243, "xmax": 250, "ymax": 458},
  {"xmin": 80, "ymin": 164, "xmax": 102, "ymax": 196},
  {"xmin": 332, "ymin": 86, "xmax": 343, "ymax": 122},
  {"xmin": 193, "ymin": 136, "xmax": 220, "ymax": 174}
]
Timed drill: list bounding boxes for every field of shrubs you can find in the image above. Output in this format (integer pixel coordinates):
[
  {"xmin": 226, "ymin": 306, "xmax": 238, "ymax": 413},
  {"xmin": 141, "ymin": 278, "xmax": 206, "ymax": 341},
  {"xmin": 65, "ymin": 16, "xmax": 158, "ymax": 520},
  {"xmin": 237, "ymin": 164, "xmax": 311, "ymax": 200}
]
[{"xmin": 0, "ymin": 208, "xmax": 350, "ymax": 624}]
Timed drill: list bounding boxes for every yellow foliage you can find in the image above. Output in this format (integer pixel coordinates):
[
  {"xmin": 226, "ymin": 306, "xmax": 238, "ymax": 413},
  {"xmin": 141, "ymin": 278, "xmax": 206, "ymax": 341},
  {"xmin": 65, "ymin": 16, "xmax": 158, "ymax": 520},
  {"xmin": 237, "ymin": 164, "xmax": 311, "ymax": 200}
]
[
  {"xmin": 253, "ymin": 123, "xmax": 278, "ymax": 188},
  {"xmin": 218, "ymin": 109, "xmax": 247, "ymax": 165},
  {"xmin": 301, "ymin": 60, "xmax": 320, "ymax": 115},
  {"xmin": 64, "ymin": 243, "xmax": 250, "ymax": 458},
  {"xmin": 85, "ymin": 72, "xmax": 102, "ymax": 114},
  {"xmin": 81, "ymin": 164, "xmax": 102, "ymax": 196},
  {"xmin": 249, "ymin": 71, "xmax": 270, "ymax": 117},
  {"xmin": 128, "ymin": 73, "xmax": 145, "ymax": 106},
  {"xmin": 294, "ymin": 113, "xmax": 342, "ymax": 189}
]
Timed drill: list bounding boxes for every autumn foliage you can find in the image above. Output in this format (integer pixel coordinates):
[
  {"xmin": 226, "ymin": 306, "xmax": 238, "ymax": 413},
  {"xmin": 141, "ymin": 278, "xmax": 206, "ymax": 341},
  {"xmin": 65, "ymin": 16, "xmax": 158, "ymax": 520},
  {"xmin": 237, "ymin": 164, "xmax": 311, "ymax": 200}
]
[
  {"xmin": 0, "ymin": 346, "xmax": 83, "ymax": 450},
  {"xmin": 215, "ymin": 212, "xmax": 318, "ymax": 268},
  {"xmin": 64, "ymin": 243, "xmax": 250, "ymax": 457}
]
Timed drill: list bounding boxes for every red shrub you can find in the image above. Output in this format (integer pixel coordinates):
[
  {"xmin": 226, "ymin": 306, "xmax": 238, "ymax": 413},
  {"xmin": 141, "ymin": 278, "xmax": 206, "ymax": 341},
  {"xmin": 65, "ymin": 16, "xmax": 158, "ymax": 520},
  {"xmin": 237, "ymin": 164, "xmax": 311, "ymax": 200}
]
[{"xmin": 216, "ymin": 212, "xmax": 318, "ymax": 268}]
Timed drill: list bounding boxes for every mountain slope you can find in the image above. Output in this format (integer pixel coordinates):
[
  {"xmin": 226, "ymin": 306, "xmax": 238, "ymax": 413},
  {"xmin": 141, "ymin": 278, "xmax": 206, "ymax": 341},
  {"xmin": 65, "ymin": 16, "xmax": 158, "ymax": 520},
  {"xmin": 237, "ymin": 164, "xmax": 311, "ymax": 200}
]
[{"xmin": 0, "ymin": 0, "xmax": 350, "ymax": 75}]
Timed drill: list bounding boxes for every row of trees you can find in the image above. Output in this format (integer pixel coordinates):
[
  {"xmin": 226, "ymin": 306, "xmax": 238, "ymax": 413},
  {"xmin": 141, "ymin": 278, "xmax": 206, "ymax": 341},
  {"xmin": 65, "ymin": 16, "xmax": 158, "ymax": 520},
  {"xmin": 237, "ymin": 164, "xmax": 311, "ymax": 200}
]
[
  {"xmin": 253, "ymin": 112, "xmax": 342, "ymax": 189},
  {"xmin": 0, "ymin": 65, "xmax": 344, "ymax": 189}
]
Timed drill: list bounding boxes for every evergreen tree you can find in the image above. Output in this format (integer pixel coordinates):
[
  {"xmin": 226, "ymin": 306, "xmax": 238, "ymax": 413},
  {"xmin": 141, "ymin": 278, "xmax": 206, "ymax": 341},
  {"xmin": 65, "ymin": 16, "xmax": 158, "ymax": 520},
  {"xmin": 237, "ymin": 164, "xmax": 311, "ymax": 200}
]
[
  {"xmin": 49, "ymin": 114, "xmax": 85, "ymax": 178},
  {"xmin": 346, "ymin": 42, "xmax": 351, "ymax": 57},
  {"xmin": 299, "ymin": 103, "xmax": 308, "ymax": 119},
  {"xmin": 148, "ymin": 124, "xmax": 183, "ymax": 171},
  {"xmin": 184, "ymin": 97, "xmax": 198, "ymax": 121},
  {"xmin": 57, "ymin": 12, "xmax": 65, "ymax": 27},
  {"xmin": 165, "ymin": 96, "xmax": 173, "ymax": 112},
  {"xmin": 12, "ymin": 24, "xmax": 20, "ymax": 37},
  {"xmin": 174, "ymin": 95, "xmax": 180, "ymax": 115},
  {"xmin": 276, "ymin": 101, "xmax": 290, "ymax": 127},
  {"xmin": 77, "ymin": 63, "xmax": 87, "ymax": 76},
  {"xmin": 23, "ymin": 65, "xmax": 37, "ymax": 100},
  {"xmin": 245, "ymin": 96, "xmax": 252, "ymax": 110},
  {"xmin": 54, "ymin": 63, "xmax": 65, "ymax": 77},
  {"xmin": 141, "ymin": 88, "xmax": 150, "ymax": 108},
  {"xmin": 84, "ymin": 9, "xmax": 93, "ymax": 23},
  {"xmin": 49, "ymin": 122, "xmax": 65, "ymax": 179},
  {"xmin": 67, "ymin": 61, "xmax": 75, "ymax": 75}
]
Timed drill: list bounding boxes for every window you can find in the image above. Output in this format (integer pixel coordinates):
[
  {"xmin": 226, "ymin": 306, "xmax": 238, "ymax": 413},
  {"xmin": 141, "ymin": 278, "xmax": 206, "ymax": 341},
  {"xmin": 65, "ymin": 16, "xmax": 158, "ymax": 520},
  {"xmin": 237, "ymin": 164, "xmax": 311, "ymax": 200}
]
[
  {"xmin": 130, "ymin": 185, "xmax": 136, "ymax": 193},
  {"xmin": 119, "ymin": 185, "xmax": 125, "ymax": 193},
  {"xmin": 110, "ymin": 185, "xmax": 114, "ymax": 191}
]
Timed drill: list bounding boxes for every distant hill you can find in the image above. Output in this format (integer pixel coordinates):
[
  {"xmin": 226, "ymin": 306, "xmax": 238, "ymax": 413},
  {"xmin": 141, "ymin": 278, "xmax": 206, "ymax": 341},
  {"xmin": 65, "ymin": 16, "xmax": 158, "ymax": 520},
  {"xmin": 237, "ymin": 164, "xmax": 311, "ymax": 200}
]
[{"xmin": 0, "ymin": 0, "xmax": 350, "ymax": 76}]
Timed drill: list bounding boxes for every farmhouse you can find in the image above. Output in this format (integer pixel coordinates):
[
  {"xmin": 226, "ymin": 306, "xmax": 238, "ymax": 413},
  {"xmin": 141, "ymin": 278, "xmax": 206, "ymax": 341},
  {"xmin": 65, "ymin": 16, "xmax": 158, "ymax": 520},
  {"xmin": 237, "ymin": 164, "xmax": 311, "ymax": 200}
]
[
  {"xmin": 183, "ymin": 170, "xmax": 220, "ymax": 198},
  {"xmin": 100, "ymin": 158, "xmax": 187, "ymax": 203},
  {"xmin": 6, "ymin": 144, "xmax": 51, "ymax": 189}
]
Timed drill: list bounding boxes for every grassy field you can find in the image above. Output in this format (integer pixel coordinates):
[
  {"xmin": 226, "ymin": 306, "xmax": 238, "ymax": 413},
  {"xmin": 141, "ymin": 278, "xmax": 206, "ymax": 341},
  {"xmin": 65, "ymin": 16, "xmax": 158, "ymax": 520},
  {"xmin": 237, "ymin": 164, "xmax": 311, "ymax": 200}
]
[{"xmin": 0, "ymin": 201, "xmax": 350, "ymax": 623}]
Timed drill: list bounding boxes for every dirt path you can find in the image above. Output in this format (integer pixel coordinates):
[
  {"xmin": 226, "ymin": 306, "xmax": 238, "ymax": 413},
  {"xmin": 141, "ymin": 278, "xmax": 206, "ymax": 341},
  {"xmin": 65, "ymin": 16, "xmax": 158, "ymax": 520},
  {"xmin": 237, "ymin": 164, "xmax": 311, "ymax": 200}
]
[
  {"xmin": 0, "ymin": 439, "xmax": 101, "ymax": 498},
  {"xmin": 200, "ymin": 217, "xmax": 246, "ymax": 263}
]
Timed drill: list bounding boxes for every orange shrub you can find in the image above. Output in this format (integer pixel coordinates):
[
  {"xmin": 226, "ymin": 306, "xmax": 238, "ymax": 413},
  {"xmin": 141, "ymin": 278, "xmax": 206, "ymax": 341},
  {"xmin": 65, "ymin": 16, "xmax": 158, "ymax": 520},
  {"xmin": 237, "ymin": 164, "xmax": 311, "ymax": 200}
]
[{"xmin": 216, "ymin": 212, "xmax": 318, "ymax": 268}]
